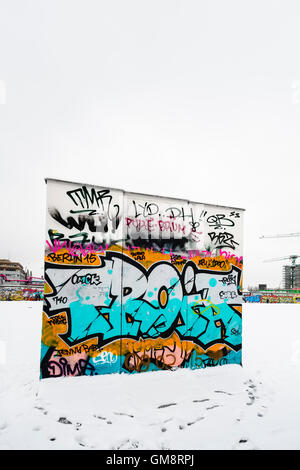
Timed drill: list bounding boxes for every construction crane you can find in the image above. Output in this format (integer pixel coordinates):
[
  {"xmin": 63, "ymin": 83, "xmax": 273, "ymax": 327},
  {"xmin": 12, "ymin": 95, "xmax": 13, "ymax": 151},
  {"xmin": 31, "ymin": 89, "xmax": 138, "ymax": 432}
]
[
  {"xmin": 260, "ymin": 233, "xmax": 300, "ymax": 289},
  {"xmin": 263, "ymin": 255, "xmax": 300, "ymax": 265},
  {"xmin": 263, "ymin": 255, "xmax": 300, "ymax": 289},
  {"xmin": 260, "ymin": 233, "xmax": 300, "ymax": 239}
]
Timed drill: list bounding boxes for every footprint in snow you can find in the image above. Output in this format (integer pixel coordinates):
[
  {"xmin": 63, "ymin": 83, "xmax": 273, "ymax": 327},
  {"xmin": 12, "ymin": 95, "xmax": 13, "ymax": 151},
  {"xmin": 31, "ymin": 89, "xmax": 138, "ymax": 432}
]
[
  {"xmin": 206, "ymin": 404, "xmax": 221, "ymax": 410},
  {"xmin": 93, "ymin": 415, "xmax": 106, "ymax": 420},
  {"xmin": 257, "ymin": 405, "xmax": 268, "ymax": 418},
  {"xmin": 34, "ymin": 406, "xmax": 48, "ymax": 415},
  {"xmin": 187, "ymin": 417, "xmax": 205, "ymax": 426},
  {"xmin": 246, "ymin": 396, "xmax": 255, "ymax": 406},
  {"xmin": 95, "ymin": 415, "xmax": 113, "ymax": 424},
  {"xmin": 158, "ymin": 403, "xmax": 177, "ymax": 409},
  {"xmin": 245, "ymin": 379, "xmax": 261, "ymax": 406},
  {"xmin": 233, "ymin": 437, "xmax": 259, "ymax": 450},
  {"xmin": 114, "ymin": 412, "xmax": 134, "ymax": 418},
  {"xmin": 74, "ymin": 434, "xmax": 88, "ymax": 448},
  {"xmin": 58, "ymin": 417, "xmax": 72, "ymax": 424},
  {"xmin": 163, "ymin": 418, "xmax": 173, "ymax": 423},
  {"xmin": 115, "ymin": 439, "xmax": 140, "ymax": 450}
]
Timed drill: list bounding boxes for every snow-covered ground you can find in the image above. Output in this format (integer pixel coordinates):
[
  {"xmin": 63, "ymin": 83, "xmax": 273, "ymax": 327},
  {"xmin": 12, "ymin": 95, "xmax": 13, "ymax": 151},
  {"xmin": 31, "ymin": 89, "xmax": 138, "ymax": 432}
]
[{"xmin": 0, "ymin": 301, "xmax": 300, "ymax": 450}]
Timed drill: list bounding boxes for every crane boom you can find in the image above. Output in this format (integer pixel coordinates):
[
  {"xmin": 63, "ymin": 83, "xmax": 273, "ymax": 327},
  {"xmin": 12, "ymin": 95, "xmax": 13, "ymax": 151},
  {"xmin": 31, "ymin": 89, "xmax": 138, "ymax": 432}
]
[
  {"xmin": 264, "ymin": 255, "xmax": 299, "ymax": 262},
  {"xmin": 260, "ymin": 233, "xmax": 300, "ymax": 239},
  {"xmin": 263, "ymin": 255, "xmax": 299, "ymax": 264}
]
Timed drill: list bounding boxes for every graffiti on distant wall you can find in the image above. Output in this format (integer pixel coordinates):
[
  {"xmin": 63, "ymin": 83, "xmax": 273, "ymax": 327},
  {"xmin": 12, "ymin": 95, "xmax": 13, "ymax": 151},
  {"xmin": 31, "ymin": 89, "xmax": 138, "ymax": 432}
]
[
  {"xmin": 41, "ymin": 180, "xmax": 244, "ymax": 379},
  {"xmin": 260, "ymin": 295, "xmax": 296, "ymax": 303},
  {"xmin": 243, "ymin": 294, "xmax": 300, "ymax": 303},
  {"xmin": 0, "ymin": 287, "xmax": 43, "ymax": 301}
]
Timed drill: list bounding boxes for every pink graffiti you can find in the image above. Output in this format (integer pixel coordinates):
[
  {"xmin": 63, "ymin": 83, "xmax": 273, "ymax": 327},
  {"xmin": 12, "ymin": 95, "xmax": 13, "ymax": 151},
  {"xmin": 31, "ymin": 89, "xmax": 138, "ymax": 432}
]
[
  {"xmin": 46, "ymin": 240, "xmax": 108, "ymax": 257},
  {"xmin": 126, "ymin": 217, "xmax": 187, "ymax": 235},
  {"xmin": 46, "ymin": 350, "xmax": 91, "ymax": 377},
  {"xmin": 0, "ymin": 274, "xmax": 44, "ymax": 283},
  {"xmin": 219, "ymin": 250, "xmax": 243, "ymax": 263}
]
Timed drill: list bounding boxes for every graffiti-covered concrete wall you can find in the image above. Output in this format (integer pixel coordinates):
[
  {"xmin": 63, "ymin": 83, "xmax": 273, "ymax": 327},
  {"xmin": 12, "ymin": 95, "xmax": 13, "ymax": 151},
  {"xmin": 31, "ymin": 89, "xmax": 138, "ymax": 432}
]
[
  {"xmin": 41, "ymin": 179, "xmax": 244, "ymax": 379},
  {"xmin": 0, "ymin": 287, "xmax": 43, "ymax": 301},
  {"xmin": 243, "ymin": 293, "xmax": 300, "ymax": 303}
]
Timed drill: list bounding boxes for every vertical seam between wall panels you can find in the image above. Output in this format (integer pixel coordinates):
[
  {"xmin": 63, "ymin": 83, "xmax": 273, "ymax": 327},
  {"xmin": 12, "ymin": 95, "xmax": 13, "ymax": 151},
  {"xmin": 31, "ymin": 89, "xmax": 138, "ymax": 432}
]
[
  {"xmin": 241, "ymin": 207, "xmax": 244, "ymax": 367},
  {"xmin": 119, "ymin": 189, "xmax": 125, "ymax": 374},
  {"xmin": 40, "ymin": 180, "xmax": 49, "ymax": 380}
]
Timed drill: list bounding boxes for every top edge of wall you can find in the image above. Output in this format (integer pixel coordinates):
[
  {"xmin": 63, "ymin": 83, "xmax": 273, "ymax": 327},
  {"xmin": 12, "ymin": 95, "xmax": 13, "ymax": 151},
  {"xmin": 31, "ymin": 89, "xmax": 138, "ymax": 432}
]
[{"xmin": 44, "ymin": 177, "xmax": 245, "ymax": 212}]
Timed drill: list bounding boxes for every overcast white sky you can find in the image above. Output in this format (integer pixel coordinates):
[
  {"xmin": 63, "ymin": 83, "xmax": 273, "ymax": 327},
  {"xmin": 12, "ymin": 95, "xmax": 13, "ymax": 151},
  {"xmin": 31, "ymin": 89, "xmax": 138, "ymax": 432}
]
[{"xmin": 0, "ymin": 0, "xmax": 299, "ymax": 288}]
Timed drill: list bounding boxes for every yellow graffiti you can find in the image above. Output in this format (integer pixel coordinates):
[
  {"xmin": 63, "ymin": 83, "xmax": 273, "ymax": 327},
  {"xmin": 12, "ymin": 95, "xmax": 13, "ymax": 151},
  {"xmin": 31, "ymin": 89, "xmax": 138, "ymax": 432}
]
[{"xmin": 192, "ymin": 298, "xmax": 220, "ymax": 316}]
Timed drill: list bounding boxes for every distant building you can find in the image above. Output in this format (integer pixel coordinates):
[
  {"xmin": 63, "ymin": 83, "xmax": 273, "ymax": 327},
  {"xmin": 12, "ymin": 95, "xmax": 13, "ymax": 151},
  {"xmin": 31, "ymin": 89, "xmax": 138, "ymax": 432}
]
[
  {"xmin": 0, "ymin": 259, "xmax": 27, "ymax": 285},
  {"xmin": 283, "ymin": 264, "xmax": 300, "ymax": 289},
  {"xmin": 258, "ymin": 283, "xmax": 267, "ymax": 290}
]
